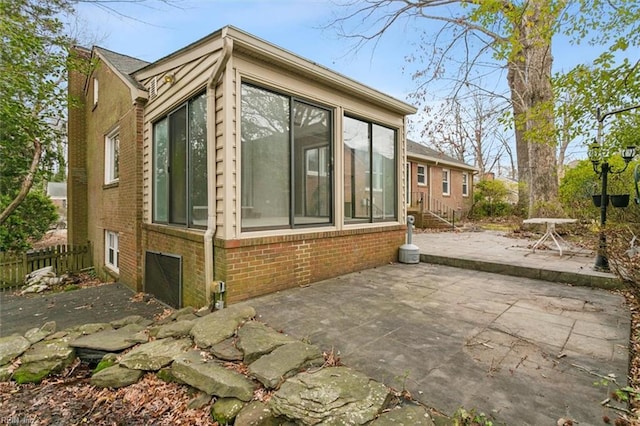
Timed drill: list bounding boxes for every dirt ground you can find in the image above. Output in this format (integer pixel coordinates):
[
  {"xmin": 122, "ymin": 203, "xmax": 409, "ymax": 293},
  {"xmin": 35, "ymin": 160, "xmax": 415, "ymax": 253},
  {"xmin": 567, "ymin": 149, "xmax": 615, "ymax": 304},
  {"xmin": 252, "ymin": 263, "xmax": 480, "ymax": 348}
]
[{"xmin": 31, "ymin": 229, "xmax": 67, "ymax": 250}]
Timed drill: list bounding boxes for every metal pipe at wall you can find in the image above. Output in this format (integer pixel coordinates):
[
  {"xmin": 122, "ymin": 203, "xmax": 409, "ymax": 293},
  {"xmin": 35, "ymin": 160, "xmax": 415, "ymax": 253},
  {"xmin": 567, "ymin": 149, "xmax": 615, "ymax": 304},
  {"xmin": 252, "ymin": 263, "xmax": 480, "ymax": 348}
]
[{"xmin": 204, "ymin": 36, "xmax": 233, "ymax": 306}]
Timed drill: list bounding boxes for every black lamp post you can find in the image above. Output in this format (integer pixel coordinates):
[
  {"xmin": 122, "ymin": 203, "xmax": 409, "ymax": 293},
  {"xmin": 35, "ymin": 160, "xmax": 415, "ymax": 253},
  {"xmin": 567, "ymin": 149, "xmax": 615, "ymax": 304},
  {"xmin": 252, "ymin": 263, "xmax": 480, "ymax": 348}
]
[
  {"xmin": 587, "ymin": 105, "xmax": 640, "ymax": 271},
  {"xmin": 588, "ymin": 142, "xmax": 636, "ymax": 271}
]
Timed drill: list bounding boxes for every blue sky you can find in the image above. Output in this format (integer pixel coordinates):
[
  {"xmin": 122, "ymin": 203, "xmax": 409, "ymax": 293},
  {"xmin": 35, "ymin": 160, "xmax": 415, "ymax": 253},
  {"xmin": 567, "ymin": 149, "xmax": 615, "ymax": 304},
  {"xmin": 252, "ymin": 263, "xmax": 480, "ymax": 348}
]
[
  {"xmin": 73, "ymin": 0, "xmax": 417, "ymax": 100},
  {"xmin": 71, "ymin": 0, "xmax": 610, "ymax": 164},
  {"xmin": 72, "ymin": 0, "xmax": 602, "ymax": 98}
]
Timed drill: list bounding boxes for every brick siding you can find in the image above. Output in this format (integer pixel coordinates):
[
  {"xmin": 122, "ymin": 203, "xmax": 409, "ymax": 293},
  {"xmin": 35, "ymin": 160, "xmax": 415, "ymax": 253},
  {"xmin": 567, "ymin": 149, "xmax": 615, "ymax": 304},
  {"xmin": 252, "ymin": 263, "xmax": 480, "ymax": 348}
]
[
  {"xmin": 67, "ymin": 52, "xmax": 144, "ymax": 290},
  {"xmin": 67, "ymin": 48, "xmax": 90, "ymax": 246},
  {"xmin": 143, "ymin": 224, "xmax": 207, "ymax": 307},
  {"xmin": 215, "ymin": 226, "xmax": 405, "ymax": 305}
]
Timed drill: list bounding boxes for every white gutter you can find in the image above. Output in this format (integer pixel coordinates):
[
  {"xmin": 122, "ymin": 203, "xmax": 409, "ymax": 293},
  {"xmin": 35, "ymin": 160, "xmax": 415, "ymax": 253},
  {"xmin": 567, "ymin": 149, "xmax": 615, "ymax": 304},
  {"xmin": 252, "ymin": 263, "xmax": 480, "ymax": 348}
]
[{"xmin": 204, "ymin": 36, "xmax": 233, "ymax": 306}]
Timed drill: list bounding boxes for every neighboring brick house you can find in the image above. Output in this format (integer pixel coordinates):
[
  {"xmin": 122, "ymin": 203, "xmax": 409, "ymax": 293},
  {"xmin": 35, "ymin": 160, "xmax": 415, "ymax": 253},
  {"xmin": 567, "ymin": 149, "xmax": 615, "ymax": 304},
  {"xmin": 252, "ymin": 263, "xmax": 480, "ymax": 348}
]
[
  {"xmin": 68, "ymin": 26, "xmax": 416, "ymax": 308},
  {"xmin": 406, "ymin": 140, "xmax": 477, "ymax": 226}
]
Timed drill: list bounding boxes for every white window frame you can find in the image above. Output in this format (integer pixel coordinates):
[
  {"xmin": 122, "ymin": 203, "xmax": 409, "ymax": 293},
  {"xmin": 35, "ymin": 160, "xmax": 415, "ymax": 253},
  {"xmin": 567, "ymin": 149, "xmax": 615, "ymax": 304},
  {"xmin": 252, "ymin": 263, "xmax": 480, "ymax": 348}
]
[
  {"xmin": 462, "ymin": 172, "xmax": 469, "ymax": 197},
  {"xmin": 417, "ymin": 164, "xmax": 427, "ymax": 186},
  {"xmin": 105, "ymin": 129, "xmax": 119, "ymax": 184},
  {"xmin": 105, "ymin": 230, "xmax": 119, "ymax": 273},
  {"xmin": 305, "ymin": 146, "xmax": 329, "ymax": 177},
  {"xmin": 442, "ymin": 168, "xmax": 450, "ymax": 196},
  {"xmin": 93, "ymin": 78, "xmax": 99, "ymax": 107}
]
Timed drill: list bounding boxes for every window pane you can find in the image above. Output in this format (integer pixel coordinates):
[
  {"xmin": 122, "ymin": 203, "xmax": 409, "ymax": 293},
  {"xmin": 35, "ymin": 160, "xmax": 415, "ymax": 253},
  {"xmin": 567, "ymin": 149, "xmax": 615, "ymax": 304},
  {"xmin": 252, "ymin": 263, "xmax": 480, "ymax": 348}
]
[
  {"xmin": 170, "ymin": 106, "xmax": 187, "ymax": 224},
  {"xmin": 293, "ymin": 101, "xmax": 331, "ymax": 226},
  {"xmin": 462, "ymin": 173, "xmax": 468, "ymax": 196},
  {"xmin": 189, "ymin": 93, "xmax": 207, "ymax": 227},
  {"xmin": 153, "ymin": 118, "xmax": 169, "ymax": 222},
  {"xmin": 343, "ymin": 117, "xmax": 370, "ymax": 221},
  {"xmin": 113, "ymin": 135, "xmax": 119, "ymax": 180},
  {"xmin": 372, "ymin": 124, "xmax": 396, "ymax": 220},
  {"xmin": 442, "ymin": 170, "xmax": 449, "ymax": 194},
  {"xmin": 417, "ymin": 165, "xmax": 425, "ymax": 185},
  {"xmin": 241, "ymin": 84, "xmax": 290, "ymax": 228}
]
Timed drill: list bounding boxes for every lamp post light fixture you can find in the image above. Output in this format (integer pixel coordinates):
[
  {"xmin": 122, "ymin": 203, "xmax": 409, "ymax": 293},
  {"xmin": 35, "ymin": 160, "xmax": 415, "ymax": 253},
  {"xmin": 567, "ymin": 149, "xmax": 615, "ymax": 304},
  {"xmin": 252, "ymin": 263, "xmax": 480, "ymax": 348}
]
[{"xmin": 588, "ymin": 105, "xmax": 640, "ymax": 271}]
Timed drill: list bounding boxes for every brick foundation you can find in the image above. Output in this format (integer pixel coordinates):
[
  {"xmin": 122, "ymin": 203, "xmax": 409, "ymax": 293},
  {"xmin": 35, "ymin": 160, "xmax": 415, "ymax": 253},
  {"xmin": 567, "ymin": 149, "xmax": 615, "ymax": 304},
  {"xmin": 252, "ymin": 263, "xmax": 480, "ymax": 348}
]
[
  {"xmin": 215, "ymin": 226, "xmax": 405, "ymax": 304},
  {"xmin": 141, "ymin": 224, "xmax": 404, "ymax": 307}
]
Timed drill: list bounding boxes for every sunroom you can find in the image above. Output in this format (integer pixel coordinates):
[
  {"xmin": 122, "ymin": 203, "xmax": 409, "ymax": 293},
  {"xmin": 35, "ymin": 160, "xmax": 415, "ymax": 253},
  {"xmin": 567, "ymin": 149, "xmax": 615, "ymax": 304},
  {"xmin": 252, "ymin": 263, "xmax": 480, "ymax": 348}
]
[{"xmin": 134, "ymin": 26, "xmax": 416, "ymax": 307}]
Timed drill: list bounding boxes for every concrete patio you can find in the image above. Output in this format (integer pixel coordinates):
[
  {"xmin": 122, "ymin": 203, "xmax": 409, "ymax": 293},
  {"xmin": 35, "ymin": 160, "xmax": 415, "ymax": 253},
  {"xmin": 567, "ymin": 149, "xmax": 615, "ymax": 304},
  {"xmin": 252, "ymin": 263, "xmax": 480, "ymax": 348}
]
[
  {"xmin": 0, "ymin": 229, "xmax": 630, "ymax": 424},
  {"xmin": 240, "ymin": 229, "xmax": 630, "ymax": 425}
]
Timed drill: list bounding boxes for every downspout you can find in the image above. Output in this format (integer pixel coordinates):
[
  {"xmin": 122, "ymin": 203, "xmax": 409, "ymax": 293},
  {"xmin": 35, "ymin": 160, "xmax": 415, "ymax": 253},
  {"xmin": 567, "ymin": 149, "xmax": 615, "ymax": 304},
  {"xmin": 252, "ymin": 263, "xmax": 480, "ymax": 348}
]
[{"xmin": 204, "ymin": 36, "xmax": 233, "ymax": 307}]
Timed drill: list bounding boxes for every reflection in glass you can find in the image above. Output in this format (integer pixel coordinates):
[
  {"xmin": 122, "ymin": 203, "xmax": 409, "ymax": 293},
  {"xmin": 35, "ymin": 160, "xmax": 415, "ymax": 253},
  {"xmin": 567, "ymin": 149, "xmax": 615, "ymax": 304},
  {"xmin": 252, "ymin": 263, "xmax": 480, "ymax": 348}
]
[
  {"xmin": 189, "ymin": 94, "xmax": 207, "ymax": 226},
  {"xmin": 153, "ymin": 118, "xmax": 168, "ymax": 222},
  {"xmin": 241, "ymin": 85, "xmax": 290, "ymax": 228},
  {"xmin": 344, "ymin": 117, "xmax": 396, "ymax": 222},
  {"xmin": 241, "ymin": 85, "xmax": 333, "ymax": 229},
  {"xmin": 294, "ymin": 101, "xmax": 331, "ymax": 225}
]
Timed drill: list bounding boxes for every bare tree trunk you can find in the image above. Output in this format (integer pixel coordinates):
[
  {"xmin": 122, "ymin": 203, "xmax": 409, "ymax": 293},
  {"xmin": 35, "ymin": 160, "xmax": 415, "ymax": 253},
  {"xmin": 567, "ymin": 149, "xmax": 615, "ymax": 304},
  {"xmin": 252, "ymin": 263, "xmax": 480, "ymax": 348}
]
[
  {"xmin": 525, "ymin": 3, "xmax": 558, "ymax": 217},
  {"xmin": 508, "ymin": 60, "xmax": 530, "ymax": 214},
  {"xmin": 508, "ymin": 0, "xmax": 558, "ymax": 217},
  {"xmin": 0, "ymin": 140, "xmax": 42, "ymax": 226}
]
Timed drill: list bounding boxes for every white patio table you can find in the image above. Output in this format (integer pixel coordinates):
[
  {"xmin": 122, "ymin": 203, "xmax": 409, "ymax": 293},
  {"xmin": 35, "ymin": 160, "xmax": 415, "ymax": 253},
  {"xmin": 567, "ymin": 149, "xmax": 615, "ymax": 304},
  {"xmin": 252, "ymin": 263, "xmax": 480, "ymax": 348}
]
[{"xmin": 522, "ymin": 218, "xmax": 577, "ymax": 256}]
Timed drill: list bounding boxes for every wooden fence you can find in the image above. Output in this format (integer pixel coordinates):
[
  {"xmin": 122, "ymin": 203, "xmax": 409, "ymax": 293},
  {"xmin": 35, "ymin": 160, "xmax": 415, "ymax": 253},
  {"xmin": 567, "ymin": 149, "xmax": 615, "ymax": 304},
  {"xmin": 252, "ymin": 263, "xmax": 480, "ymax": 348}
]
[{"xmin": 0, "ymin": 243, "xmax": 93, "ymax": 290}]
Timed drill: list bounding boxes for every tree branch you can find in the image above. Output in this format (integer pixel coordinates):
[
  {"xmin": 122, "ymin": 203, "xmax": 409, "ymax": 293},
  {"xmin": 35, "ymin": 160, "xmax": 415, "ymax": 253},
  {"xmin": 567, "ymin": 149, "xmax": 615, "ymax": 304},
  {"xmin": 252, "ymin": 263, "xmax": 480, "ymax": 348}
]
[{"xmin": 0, "ymin": 139, "xmax": 43, "ymax": 226}]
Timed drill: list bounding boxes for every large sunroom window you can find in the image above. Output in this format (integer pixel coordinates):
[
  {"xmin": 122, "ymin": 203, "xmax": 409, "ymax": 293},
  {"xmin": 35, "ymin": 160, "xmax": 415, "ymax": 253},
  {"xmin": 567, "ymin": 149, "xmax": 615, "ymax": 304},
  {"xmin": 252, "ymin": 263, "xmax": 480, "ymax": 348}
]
[
  {"xmin": 241, "ymin": 83, "xmax": 332, "ymax": 230},
  {"xmin": 153, "ymin": 92, "xmax": 207, "ymax": 227},
  {"xmin": 344, "ymin": 116, "xmax": 396, "ymax": 222}
]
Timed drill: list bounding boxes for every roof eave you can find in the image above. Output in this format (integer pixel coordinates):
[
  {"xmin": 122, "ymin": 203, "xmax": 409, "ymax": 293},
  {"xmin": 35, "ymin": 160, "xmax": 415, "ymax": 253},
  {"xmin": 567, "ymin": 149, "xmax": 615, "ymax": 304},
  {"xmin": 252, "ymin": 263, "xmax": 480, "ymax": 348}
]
[
  {"xmin": 227, "ymin": 27, "xmax": 416, "ymax": 115},
  {"xmin": 134, "ymin": 26, "xmax": 416, "ymax": 116},
  {"xmin": 408, "ymin": 152, "xmax": 479, "ymax": 171}
]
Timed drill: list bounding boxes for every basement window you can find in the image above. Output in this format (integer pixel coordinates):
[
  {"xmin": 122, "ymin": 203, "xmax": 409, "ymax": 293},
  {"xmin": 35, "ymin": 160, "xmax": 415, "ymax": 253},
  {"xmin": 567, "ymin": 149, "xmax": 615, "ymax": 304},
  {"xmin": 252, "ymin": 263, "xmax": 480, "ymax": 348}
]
[{"xmin": 105, "ymin": 230, "xmax": 119, "ymax": 273}]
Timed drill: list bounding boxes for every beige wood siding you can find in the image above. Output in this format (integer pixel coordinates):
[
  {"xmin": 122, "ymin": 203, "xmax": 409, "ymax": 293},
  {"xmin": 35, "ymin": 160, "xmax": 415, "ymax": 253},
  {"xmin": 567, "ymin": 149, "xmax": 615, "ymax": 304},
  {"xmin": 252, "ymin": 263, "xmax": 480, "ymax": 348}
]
[{"xmin": 140, "ymin": 49, "xmax": 223, "ymax": 223}]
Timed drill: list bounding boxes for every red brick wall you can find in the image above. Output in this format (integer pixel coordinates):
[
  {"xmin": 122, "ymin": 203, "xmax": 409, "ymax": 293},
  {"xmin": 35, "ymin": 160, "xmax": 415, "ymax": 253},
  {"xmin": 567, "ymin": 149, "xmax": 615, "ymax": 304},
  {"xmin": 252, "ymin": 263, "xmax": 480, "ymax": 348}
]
[
  {"xmin": 215, "ymin": 226, "xmax": 405, "ymax": 304},
  {"xmin": 408, "ymin": 161, "xmax": 473, "ymax": 216},
  {"xmin": 68, "ymin": 52, "xmax": 144, "ymax": 290},
  {"xmin": 143, "ymin": 224, "xmax": 207, "ymax": 308},
  {"xmin": 67, "ymin": 47, "xmax": 90, "ymax": 246}
]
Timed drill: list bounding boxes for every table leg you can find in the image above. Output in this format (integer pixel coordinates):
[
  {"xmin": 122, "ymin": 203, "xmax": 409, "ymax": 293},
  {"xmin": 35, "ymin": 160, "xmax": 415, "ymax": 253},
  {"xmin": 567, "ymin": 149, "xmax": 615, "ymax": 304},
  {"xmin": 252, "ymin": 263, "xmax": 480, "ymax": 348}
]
[{"xmin": 531, "ymin": 230, "xmax": 552, "ymax": 252}]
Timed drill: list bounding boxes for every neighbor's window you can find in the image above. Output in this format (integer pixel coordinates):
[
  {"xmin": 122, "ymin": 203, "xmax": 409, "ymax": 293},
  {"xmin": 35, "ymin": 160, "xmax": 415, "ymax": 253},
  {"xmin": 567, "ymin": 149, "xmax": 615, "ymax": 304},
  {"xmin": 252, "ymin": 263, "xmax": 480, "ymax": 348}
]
[
  {"xmin": 153, "ymin": 92, "xmax": 207, "ymax": 227},
  {"xmin": 442, "ymin": 169, "xmax": 450, "ymax": 196},
  {"xmin": 417, "ymin": 164, "xmax": 426, "ymax": 185},
  {"xmin": 105, "ymin": 230, "xmax": 119, "ymax": 272},
  {"xmin": 93, "ymin": 78, "xmax": 99, "ymax": 107},
  {"xmin": 344, "ymin": 116, "xmax": 396, "ymax": 222},
  {"xmin": 105, "ymin": 129, "xmax": 119, "ymax": 184},
  {"xmin": 462, "ymin": 172, "xmax": 469, "ymax": 197},
  {"xmin": 240, "ymin": 83, "xmax": 332, "ymax": 230}
]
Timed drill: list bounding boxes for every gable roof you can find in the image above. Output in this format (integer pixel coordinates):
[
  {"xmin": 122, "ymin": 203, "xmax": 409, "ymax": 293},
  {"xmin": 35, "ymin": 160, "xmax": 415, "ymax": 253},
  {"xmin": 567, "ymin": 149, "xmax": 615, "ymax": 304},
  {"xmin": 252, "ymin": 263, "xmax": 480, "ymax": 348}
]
[
  {"xmin": 92, "ymin": 46, "xmax": 150, "ymax": 100},
  {"xmin": 407, "ymin": 140, "xmax": 477, "ymax": 171}
]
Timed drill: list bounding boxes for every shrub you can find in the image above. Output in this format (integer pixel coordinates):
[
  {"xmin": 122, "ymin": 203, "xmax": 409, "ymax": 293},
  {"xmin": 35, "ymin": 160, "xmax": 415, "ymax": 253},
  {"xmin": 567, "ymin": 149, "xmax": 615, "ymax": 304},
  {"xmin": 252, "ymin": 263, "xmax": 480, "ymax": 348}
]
[
  {"xmin": 470, "ymin": 179, "xmax": 513, "ymax": 218},
  {"xmin": 560, "ymin": 158, "xmax": 636, "ymax": 222},
  {"xmin": 0, "ymin": 191, "xmax": 58, "ymax": 252}
]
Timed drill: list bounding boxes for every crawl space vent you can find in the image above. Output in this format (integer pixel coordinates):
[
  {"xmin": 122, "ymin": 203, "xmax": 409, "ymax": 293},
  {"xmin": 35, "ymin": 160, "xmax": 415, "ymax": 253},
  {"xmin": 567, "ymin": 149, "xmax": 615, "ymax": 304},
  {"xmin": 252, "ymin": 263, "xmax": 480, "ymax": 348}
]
[{"xmin": 145, "ymin": 251, "xmax": 181, "ymax": 308}]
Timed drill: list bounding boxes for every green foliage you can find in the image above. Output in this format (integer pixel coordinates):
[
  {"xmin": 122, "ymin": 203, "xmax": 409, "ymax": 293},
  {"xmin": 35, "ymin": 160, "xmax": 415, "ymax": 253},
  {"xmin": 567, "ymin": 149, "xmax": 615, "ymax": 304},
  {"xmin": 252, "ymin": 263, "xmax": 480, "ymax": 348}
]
[
  {"xmin": 554, "ymin": 59, "xmax": 640, "ymax": 158},
  {"xmin": 559, "ymin": 158, "xmax": 635, "ymax": 221},
  {"xmin": 453, "ymin": 407, "xmax": 494, "ymax": 426},
  {"xmin": 470, "ymin": 179, "xmax": 513, "ymax": 218},
  {"xmin": 0, "ymin": 191, "xmax": 58, "ymax": 252},
  {"xmin": 0, "ymin": 0, "xmax": 72, "ymax": 225}
]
